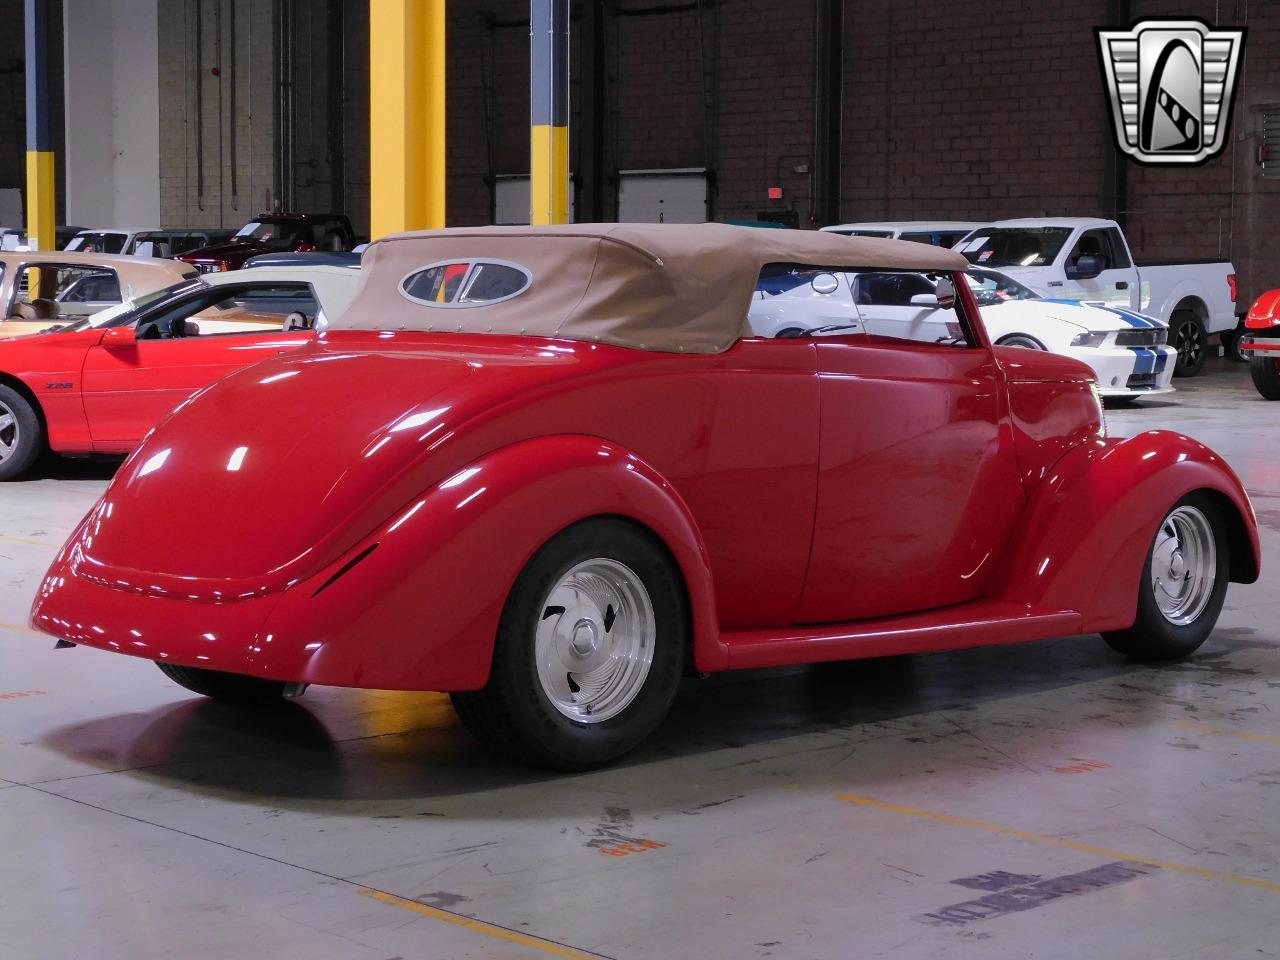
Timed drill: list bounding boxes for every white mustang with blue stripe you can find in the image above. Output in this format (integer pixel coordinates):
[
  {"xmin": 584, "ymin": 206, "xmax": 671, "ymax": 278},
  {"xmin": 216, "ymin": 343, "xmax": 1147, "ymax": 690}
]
[{"xmin": 748, "ymin": 265, "xmax": 1176, "ymax": 400}]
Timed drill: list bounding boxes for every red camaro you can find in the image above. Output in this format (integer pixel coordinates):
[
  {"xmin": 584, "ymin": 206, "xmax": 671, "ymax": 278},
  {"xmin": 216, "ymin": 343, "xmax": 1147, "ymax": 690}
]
[
  {"xmin": 0, "ymin": 266, "xmax": 359, "ymax": 479},
  {"xmin": 31, "ymin": 225, "xmax": 1259, "ymax": 770}
]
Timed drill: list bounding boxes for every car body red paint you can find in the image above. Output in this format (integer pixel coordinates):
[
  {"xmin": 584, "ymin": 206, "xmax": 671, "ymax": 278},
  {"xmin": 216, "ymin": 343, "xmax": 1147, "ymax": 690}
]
[{"xmin": 30, "ymin": 273, "xmax": 1259, "ymax": 696}]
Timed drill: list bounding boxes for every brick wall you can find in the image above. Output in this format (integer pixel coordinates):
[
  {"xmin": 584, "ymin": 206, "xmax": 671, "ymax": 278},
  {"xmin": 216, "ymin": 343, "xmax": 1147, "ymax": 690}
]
[
  {"xmin": 157, "ymin": 0, "xmax": 278, "ymax": 230},
  {"xmin": 66, "ymin": 0, "xmax": 1280, "ymax": 301}
]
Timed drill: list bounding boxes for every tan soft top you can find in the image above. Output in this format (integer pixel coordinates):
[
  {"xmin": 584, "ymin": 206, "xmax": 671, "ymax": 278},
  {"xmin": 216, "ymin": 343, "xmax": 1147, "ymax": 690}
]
[{"xmin": 336, "ymin": 222, "xmax": 968, "ymax": 354}]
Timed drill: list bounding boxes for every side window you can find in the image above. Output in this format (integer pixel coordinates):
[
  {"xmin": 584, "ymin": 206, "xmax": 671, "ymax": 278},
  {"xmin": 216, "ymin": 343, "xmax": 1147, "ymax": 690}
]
[
  {"xmin": 748, "ymin": 263, "xmax": 860, "ymax": 339},
  {"xmin": 15, "ymin": 265, "xmax": 122, "ymax": 309},
  {"xmin": 134, "ymin": 283, "xmax": 319, "ymax": 339},
  {"xmin": 1106, "ymin": 228, "xmax": 1132, "ymax": 268},
  {"xmin": 852, "ymin": 270, "xmax": 974, "ymax": 348},
  {"xmin": 1069, "ymin": 229, "xmax": 1118, "ymax": 270}
]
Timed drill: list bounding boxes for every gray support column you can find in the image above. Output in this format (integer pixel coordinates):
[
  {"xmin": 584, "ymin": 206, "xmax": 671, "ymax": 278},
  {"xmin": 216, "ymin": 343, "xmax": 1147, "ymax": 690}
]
[{"xmin": 63, "ymin": 0, "xmax": 161, "ymax": 229}]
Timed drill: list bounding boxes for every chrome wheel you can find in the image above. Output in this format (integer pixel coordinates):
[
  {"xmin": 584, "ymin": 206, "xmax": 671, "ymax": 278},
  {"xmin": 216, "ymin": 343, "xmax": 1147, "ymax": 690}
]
[
  {"xmin": 1151, "ymin": 506, "xmax": 1217, "ymax": 626},
  {"xmin": 0, "ymin": 400, "xmax": 17, "ymax": 463},
  {"xmin": 534, "ymin": 558, "xmax": 656, "ymax": 723}
]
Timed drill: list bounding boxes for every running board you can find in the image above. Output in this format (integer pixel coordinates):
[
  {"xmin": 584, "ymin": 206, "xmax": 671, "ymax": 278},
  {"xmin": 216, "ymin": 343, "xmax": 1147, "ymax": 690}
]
[{"xmin": 720, "ymin": 601, "xmax": 1083, "ymax": 670}]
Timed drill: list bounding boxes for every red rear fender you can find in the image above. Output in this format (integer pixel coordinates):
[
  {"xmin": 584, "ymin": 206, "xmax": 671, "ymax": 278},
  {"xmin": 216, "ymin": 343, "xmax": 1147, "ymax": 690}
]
[{"xmin": 253, "ymin": 433, "xmax": 725, "ymax": 690}]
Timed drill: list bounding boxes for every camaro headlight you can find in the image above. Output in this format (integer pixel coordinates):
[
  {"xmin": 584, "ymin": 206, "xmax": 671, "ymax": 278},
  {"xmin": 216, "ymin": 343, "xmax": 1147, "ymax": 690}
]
[{"xmin": 1070, "ymin": 331, "xmax": 1109, "ymax": 348}]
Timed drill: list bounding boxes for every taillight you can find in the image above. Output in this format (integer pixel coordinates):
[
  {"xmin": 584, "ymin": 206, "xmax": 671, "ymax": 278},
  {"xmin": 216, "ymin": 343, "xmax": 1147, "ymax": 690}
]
[{"xmin": 1228, "ymin": 274, "xmax": 1238, "ymax": 303}]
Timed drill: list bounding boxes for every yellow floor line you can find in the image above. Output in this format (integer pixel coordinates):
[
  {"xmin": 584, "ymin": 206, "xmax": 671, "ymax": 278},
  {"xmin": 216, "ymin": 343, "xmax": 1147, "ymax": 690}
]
[
  {"xmin": 837, "ymin": 793, "xmax": 1280, "ymax": 893},
  {"xmin": 0, "ymin": 532, "xmax": 58, "ymax": 548},
  {"xmin": 358, "ymin": 888, "xmax": 610, "ymax": 959},
  {"xmin": 1170, "ymin": 720, "xmax": 1280, "ymax": 747}
]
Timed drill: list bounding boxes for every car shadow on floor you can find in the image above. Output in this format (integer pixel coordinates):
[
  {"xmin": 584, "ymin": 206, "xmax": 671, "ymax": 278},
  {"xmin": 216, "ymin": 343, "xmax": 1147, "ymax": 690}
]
[
  {"xmin": 18, "ymin": 453, "xmax": 123, "ymax": 482},
  {"xmin": 37, "ymin": 626, "xmax": 1272, "ymax": 809}
]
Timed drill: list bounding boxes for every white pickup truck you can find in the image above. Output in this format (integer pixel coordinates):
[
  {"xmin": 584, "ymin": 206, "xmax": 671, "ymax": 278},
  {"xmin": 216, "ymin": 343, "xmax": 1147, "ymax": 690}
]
[{"xmin": 955, "ymin": 218, "xmax": 1237, "ymax": 376}]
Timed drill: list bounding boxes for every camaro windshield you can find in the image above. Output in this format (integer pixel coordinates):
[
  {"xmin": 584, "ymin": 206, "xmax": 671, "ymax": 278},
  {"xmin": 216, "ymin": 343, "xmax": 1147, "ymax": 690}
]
[
  {"xmin": 964, "ymin": 267, "xmax": 1039, "ymax": 305},
  {"xmin": 958, "ymin": 227, "xmax": 1073, "ymax": 267},
  {"xmin": 232, "ymin": 221, "xmax": 308, "ymax": 250}
]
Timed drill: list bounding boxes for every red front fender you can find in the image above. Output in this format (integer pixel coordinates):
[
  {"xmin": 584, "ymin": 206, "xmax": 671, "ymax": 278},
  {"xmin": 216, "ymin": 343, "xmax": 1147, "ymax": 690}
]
[
  {"xmin": 988, "ymin": 431, "xmax": 1259, "ymax": 633},
  {"xmin": 251, "ymin": 434, "xmax": 725, "ymax": 690}
]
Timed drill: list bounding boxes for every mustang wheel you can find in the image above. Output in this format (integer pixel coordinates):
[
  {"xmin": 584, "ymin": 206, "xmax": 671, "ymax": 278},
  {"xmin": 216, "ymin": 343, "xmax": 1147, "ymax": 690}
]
[
  {"xmin": 451, "ymin": 518, "xmax": 687, "ymax": 771},
  {"xmin": 1250, "ymin": 355, "xmax": 1280, "ymax": 400},
  {"xmin": 1103, "ymin": 494, "xmax": 1228, "ymax": 661},
  {"xmin": 996, "ymin": 333, "xmax": 1045, "ymax": 350},
  {"xmin": 0, "ymin": 385, "xmax": 43, "ymax": 481},
  {"xmin": 1171, "ymin": 312, "xmax": 1207, "ymax": 377},
  {"xmin": 156, "ymin": 662, "xmax": 288, "ymax": 705}
]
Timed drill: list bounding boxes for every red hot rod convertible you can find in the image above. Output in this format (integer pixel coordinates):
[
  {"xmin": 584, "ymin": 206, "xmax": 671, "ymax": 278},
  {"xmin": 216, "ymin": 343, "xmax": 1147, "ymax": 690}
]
[{"xmin": 31, "ymin": 224, "xmax": 1259, "ymax": 770}]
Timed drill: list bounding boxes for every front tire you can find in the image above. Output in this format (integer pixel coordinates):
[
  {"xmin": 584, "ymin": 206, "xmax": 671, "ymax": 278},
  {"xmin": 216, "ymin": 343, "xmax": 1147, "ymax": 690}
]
[
  {"xmin": 0, "ymin": 385, "xmax": 44, "ymax": 481},
  {"xmin": 1171, "ymin": 312, "xmax": 1207, "ymax": 377},
  {"xmin": 1250, "ymin": 354, "xmax": 1280, "ymax": 400},
  {"xmin": 451, "ymin": 518, "xmax": 687, "ymax": 771},
  {"xmin": 996, "ymin": 333, "xmax": 1046, "ymax": 350},
  {"xmin": 156, "ymin": 662, "xmax": 287, "ymax": 706},
  {"xmin": 1103, "ymin": 494, "xmax": 1228, "ymax": 661}
]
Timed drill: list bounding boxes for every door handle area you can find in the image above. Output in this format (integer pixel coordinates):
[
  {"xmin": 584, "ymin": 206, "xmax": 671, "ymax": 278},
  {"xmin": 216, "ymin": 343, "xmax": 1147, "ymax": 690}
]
[{"xmin": 1116, "ymin": 281, "xmax": 1130, "ymax": 290}]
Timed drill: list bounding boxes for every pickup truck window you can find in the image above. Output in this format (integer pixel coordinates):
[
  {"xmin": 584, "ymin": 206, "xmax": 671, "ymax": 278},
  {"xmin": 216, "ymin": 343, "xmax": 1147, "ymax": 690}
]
[
  {"xmin": 959, "ymin": 228, "xmax": 1072, "ymax": 267},
  {"xmin": 1068, "ymin": 229, "xmax": 1131, "ymax": 271}
]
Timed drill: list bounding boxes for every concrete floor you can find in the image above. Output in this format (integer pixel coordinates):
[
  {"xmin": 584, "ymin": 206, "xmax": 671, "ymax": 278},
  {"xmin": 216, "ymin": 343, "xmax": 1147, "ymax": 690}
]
[{"xmin": 1, "ymin": 358, "xmax": 1278, "ymax": 960}]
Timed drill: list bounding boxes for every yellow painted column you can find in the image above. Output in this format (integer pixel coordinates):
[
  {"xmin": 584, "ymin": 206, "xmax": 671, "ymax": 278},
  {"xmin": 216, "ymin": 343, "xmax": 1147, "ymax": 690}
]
[
  {"xmin": 530, "ymin": 0, "xmax": 569, "ymax": 224},
  {"xmin": 370, "ymin": 0, "xmax": 446, "ymax": 240},
  {"xmin": 25, "ymin": 152, "xmax": 55, "ymax": 253}
]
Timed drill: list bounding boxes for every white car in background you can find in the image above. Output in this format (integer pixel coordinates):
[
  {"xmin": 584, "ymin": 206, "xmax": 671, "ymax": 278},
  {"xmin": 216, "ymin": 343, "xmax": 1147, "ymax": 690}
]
[
  {"xmin": 821, "ymin": 221, "xmax": 980, "ymax": 247},
  {"xmin": 748, "ymin": 265, "xmax": 1175, "ymax": 401},
  {"xmin": 955, "ymin": 217, "xmax": 1237, "ymax": 376}
]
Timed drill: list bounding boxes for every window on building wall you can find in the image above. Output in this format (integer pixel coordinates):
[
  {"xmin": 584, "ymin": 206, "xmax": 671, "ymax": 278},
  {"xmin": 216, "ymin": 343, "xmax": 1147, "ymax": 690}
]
[{"xmin": 1263, "ymin": 110, "xmax": 1280, "ymax": 180}]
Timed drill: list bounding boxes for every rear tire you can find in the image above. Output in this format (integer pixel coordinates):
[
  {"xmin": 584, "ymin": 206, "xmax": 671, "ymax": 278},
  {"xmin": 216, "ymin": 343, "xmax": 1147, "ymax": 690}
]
[
  {"xmin": 0, "ymin": 385, "xmax": 43, "ymax": 481},
  {"xmin": 1171, "ymin": 311, "xmax": 1207, "ymax": 377},
  {"xmin": 156, "ymin": 662, "xmax": 287, "ymax": 706},
  {"xmin": 451, "ymin": 518, "xmax": 687, "ymax": 771},
  {"xmin": 1103, "ymin": 493, "xmax": 1228, "ymax": 661},
  {"xmin": 1250, "ymin": 354, "xmax": 1280, "ymax": 400}
]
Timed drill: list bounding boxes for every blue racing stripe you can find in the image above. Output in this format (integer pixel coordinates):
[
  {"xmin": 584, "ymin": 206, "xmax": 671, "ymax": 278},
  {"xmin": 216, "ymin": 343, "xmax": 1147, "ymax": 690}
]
[
  {"xmin": 1132, "ymin": 347, "xmax": 1156, "ymax": 375},
  {"xmin": 1040, "ymin": 298, "xmax": 1164, "ymax": 330},
  {"xmin": 1098, "ymin": 305, "xmax": 1158, "ymax": 328}
]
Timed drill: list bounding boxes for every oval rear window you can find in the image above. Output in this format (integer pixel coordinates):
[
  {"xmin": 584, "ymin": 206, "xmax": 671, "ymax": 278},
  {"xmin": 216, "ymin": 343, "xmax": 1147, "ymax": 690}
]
[{"xmin": 400, "ymin": 259, "xmax": 532, "ymax": 308}]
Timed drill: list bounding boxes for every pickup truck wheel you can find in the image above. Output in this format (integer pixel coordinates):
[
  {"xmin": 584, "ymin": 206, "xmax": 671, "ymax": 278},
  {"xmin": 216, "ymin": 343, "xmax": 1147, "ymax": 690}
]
[
  {"xmin": 1170, "ymin": 312, "xmax": 1207, "ymax": 377},
  {"xmin": 0, "ymin": 385, "xmax": 43, "ymax": 481},
  {"xmin": 451, "ymin": 518, "xmax": 687, "ymax": 771},
  {"xmin": 156, "ymin": 662, "xmax": 287, "ymax": 705},
  {"xmin": 1250, "ymin": 355, "xmax": 1280, "ymax": 400},
  {"xmin": 1103, "ymin": 494, "xmax": 1228, "ymax": 661}
]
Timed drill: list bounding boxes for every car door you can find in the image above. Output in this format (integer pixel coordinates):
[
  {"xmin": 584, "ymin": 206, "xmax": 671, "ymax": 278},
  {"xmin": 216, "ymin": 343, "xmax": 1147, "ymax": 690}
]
[
  {"xmin": 1061, "ymin": 228, "xmax": 1139, "ymax": 308},
  {"xmin": 80, "ymin": 282, "xmax": 316, "ymax": 448},
  {"xmin": 849, "ymin": 271, "xmax": 956, "ymax": 344},
  {"xmin": 795, "ymin": 283, "xmax": 1025, "ymax": 624}
]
